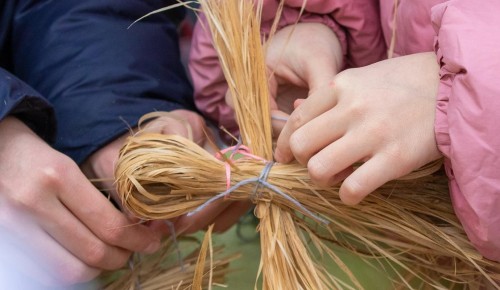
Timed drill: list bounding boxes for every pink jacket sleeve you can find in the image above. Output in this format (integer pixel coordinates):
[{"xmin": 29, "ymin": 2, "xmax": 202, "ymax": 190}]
[
  {"xmin": 432, "ymin": 0, "xmax": 500, "ymax": 262},
  {"xmin": 189, "ymin": 0, "xmax": 386, "ymax": 138}
]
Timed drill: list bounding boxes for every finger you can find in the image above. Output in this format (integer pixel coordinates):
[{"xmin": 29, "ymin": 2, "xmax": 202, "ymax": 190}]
[
  {"xmin": 288, "ymin": 106, "xmax": 347, "ymax": 165},
  {"xmin": 37, "ymin": 234, "xmax": 101, "ymax": 285},
  {"xmin": 2, "ymin": 240, "xmax": 58, "ymax": 287},
  {"xmin": 168, "ymin": 110, "xmax": 208, "ymax": 146},
  {"xmin": 306, "ymin": 60, "xmax": 340, "ymax": 93},
  {"xmin": 275, "ymin": 83, "xmax": 337, "ymax": 163},
  {"xmin": 211, "ymin": 201, "xmax": 253, "ymax": 233},
  {"xmin": 339, "ymin": 155, "xmax": 405, "ymax": 205},
  {"xmin": 267, "ymin": 72, "xmax": 279, "ymax": 107},
  {"xmin": 1, "ymin": 209, "xmax": 100, "ymax": 285},
  {"xmin": 174, "ymin": 200, "xmax": 232, "ymax": 235},
  {"xmin": 141, "ymin": 116, "xmax": 189, "ymax": 138},
  {"xmin": 40, "ymin": 198, "xmax": 131, "ymax": 270},
  {"xmin": 146, "ymin": 220, "xmax": 171, "ymax": 236},
  {"xmin": 293, "ymin": 98, "xmax": 305, "ymax": 109},
  {"xmin": 307, "ymin": 134, "xmax": 369, "ymax": 187},
  {"xmin": 271, "ymin": 110, "xmax": 289, "ymax": 138},
  {"xmin": 58, "ymin": 170, "xmax": 162, "ymax": 254}
]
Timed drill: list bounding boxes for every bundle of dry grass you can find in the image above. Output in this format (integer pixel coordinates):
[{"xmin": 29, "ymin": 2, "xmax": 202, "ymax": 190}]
[
  {"xmin": 115, "ymin": 0, "xmax": 500, "ymax": 289},
  {"xmin": 116, "ymin": 134, "xmax": 499, "ymax": 289},
  {"xmin": 101, "ymin": 225, "xmax": 238, "ymax": 290}
]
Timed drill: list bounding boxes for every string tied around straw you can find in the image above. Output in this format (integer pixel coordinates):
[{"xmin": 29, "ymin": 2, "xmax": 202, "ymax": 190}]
[
  {"xmin": 251, "ymin": 161, "xmax": 273, "ymax": 202},
  {"xmin": 186, "ymin": 159, "xmax": 329, "ymax": 225},
  {"xmin": 215, "ymin": 140, "xmax": 266, "ymax": 191}
]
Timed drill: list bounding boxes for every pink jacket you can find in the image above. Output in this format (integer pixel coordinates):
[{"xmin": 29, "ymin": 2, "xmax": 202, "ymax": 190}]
[
  {"xmin": 189, "ymin": 0, "xmax": 386, "ymax": 138},
  {"xmin": 382, "ymin": 0, "xmax": 500, "ymax": 262}
]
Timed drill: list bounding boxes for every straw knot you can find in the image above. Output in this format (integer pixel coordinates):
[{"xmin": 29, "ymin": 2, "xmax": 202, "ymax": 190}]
[
  {"xmin": 252, "ymin": 161, "xmax": 274, "ymax": 202},
  {"xmin": 187, "ymin": 159, "xmax": 329, "ymax": 225}
]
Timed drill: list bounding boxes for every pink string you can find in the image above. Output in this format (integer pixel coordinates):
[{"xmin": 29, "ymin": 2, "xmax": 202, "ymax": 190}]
[
  {"xmin": 215, "ymin": 143, "xmax": 266, "ymax": 191},
  {"xmin": 188, "ymin": 141, "xmax": 329, "ymax": 224}
]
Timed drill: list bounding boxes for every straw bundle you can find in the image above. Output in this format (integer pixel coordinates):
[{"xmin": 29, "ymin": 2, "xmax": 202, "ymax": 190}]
[{"xmin": 115, "ymin": 0, "xmax": 500, "ymax": 289}]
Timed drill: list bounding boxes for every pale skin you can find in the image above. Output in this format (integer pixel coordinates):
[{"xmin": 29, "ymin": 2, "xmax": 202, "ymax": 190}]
[
  {"xmin": 0, "ymin": 109, "xmax": 241, "ymax": 286},
  {"xmin": 225, "ymin": 22, "xmax": 343, "ymax": 136},
  {"xmin": 273, "ymin": 50, "xmax": 443, "ymax": 205},
  {"xmin": 212, "ymin": 22, "xmax": 442, "ymax": 225}
]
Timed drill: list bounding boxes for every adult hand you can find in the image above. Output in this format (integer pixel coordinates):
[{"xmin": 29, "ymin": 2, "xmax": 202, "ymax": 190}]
[
  {"xmin": 0, "ymin": 117, "xmax": 162, "ymax": 286},
  {"xmin": 274, "ymin": 52, "xmax": 443, "ymax": 205}
]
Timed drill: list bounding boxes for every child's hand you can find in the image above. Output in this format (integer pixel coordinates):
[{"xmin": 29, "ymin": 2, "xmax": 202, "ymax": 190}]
[
  {"xmin": 264, "ymin": 22, "xmax": 343, "ymax": 136},
  {"xmin": 275, "ymin": 53, "xmax": 443, "ymax": 205},
  {"xmin": 265, "ymin": 22, "xmax": 343, "ymax": 105}
]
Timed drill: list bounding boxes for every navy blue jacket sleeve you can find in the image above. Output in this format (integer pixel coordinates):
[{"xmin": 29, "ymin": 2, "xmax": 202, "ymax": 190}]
[
  {"xmin": 0, "ymin": 68, "xmax": 55, "ymax": 142},
  {"xmin": 1, "ymin": 0, "xmax": 55, "ymax": 141},
  {"xmin": 10, "ymin": 0, "xmax": 195, "ymax": 164}
]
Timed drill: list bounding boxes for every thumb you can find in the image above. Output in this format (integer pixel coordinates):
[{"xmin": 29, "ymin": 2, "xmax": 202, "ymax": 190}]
[
  {"xmin": 293, "ymin": 98, "xmax": 306, "ymax": 110},
  {"xmin": 305, "ymin": 62, "xmax": 338, "ymax": 93},
  {"xmin": 140, "ymin": 110, "xmax": 207, "ymax": 147},
  {"xmin": 271, "ymin": 109, "xmax": 289, "ymax": 138},
  {"xmin": 268, "ymin": 72, "xmax": 279, "ymax": 110}
]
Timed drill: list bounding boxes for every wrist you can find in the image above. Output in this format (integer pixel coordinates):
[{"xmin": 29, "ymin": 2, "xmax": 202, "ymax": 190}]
[{"xmin": 0, "ymin": 116, "xmax": 37, "ymax": 138}]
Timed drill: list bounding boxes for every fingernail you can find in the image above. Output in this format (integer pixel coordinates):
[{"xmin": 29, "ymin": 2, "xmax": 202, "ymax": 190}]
[{"xmin": 274, "ymin": 150, "xmax": 290, "ymax": 164}]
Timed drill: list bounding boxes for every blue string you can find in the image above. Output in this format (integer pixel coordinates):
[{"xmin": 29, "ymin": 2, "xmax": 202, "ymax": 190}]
[
  {"xmin": 271, "ymin": 115, "xmax": 289, "ymax": 122},
  {"xmin": 128, "ymin": 252, "xmax": 142, "ymax": 290},
  {"xmin": 187, "ymin": 162, "xmax": 329, "ymax": 225},
  {"xmin": 165, "ymin": 220, "xmax": 185, "ymax": 271}
]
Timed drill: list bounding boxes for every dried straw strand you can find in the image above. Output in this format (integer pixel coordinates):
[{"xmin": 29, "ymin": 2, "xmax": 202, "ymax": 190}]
[
  {"xmin": 181, "ymin": 0, "xmax": 336, "ymax": 288},
  {"xmin": 116, "ymin": 133, "xmax": 499, "ymax": 288},
  {"xmin": 101, "ymin": 233, "xmax": 239, "ymax": 290}
]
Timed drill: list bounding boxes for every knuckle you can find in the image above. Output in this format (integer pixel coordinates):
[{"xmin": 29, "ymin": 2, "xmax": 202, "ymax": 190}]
[
  {"xmin": 81, "ymin": 242, "xmax": 129, "ymax": 271},
  {"xmin": 307, "ymin": 158, "xmax": 332, "ymax": 187},
  {"xmin": 342, "ymin": 179, "xmax": 361, "ymax": 197},
  {"xmin": 7, "ymin": 156, "xmax": 76, "ymax": 212},
  {"xmin": 288, "ymin": 108, "xmax": 306, "ymax": 130},
  {"xmin": 289, "ymin": 132, "xmax": 308, "ymax": 164},
  {"xmin": 333, "ymin": 70, "xmax": 351, "ymax": 89},
  {"xmin": 38, "ymin": 156, "xmax": 75, "ymax": 189},
  {"xmin": 83, "ymin": 242, "xmax": 108, "ymax": 268},
  {"xmin": 100, "ymin": 219, "xmax": 127, "ymax": 244},
  {"xmin": 345, "ymin": 100, "xmax": 367, "ymax": 120},
  {"xmin": 340, "ymin": 179, "xmax": 365, "ymax": 205},
  {"xmin": 384, "ymin": 144, "xmax": 404, "ymax": 161},
  {"xmin": 383, "ymin": 144, "xmax": 412, "ymax": 172}
]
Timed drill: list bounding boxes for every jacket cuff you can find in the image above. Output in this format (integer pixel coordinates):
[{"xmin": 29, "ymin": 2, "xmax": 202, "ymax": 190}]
[
  {"xmin": 432, "ymin": 1, "xmax": 500, "ymax": 262},
  {"xmin": 0, "ymin": 68, "xmax": 55, "ymax": 142}
]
